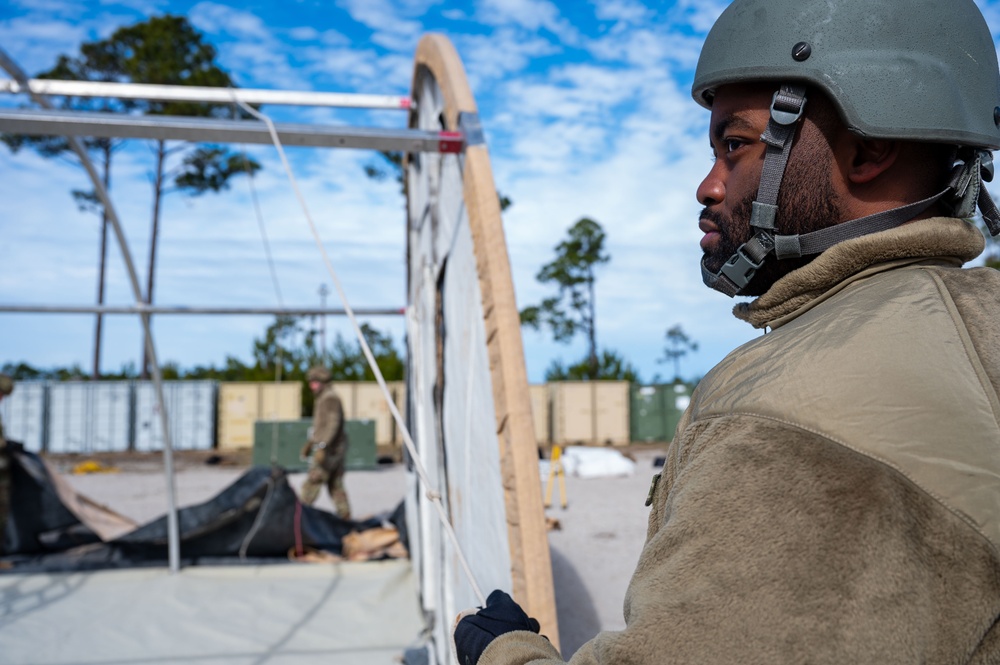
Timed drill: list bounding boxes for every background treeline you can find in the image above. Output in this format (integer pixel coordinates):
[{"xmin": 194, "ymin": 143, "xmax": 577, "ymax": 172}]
[{"xmin": 2, "ymin": 316, "xmax": 403, "ymax": 384}]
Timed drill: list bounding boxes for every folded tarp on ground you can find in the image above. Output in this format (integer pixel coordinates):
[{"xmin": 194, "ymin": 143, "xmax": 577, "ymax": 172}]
[{"xmin": 1, "ymin": 443, "xmax": 406, "ymax": 573}]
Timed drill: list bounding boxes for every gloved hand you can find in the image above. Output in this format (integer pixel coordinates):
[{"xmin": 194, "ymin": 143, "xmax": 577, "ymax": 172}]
[{"xmin": 453, "ymin": 590, "xmax": 541, "ymax": 665}]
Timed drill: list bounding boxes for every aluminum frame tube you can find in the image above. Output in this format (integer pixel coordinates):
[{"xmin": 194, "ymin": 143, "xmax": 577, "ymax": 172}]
[
  {"xmin": 0, "ymin": 108, "xmax": 465, "ymax": 153},
  {"xmin": 0, "ymin": 305, "xmax": 405, "ymax": 316},
  {"xmin": 0, "ymin": 78, "xmax": 412, "ymax": 110},
  {"xmin": 0, "ymin": 45, "xmax": 184, "ymax": 574}
]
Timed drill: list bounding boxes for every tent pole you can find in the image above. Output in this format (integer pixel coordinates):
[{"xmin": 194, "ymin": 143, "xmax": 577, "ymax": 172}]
[{"xmin": 0, "ymin": 46, "xmax": 182, "ymax": 574}]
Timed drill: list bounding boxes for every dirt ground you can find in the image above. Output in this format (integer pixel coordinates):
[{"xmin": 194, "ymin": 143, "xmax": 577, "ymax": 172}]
[{"xmin": 47, "ymin": 445, "xmax": 666, "ymax": 659}]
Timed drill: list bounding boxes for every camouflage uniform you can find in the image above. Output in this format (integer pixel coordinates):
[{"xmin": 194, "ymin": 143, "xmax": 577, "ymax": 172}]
[
  {"xmin": 0, "ymin": 374, "xmax": 13, "ymax": 555},
  {"xmin": 300, "ymin": 370, "xmax": 351, "ymax": 518}
]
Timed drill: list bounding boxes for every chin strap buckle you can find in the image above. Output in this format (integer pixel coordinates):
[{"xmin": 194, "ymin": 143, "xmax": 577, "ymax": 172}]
[
  {"xmin": 703, "ymin": 84, "xmax": 807, "ymax": 298},
  {"xmin": 947, "ymin": 149, "xmax": 1000, "ymax": 236},
  {"xmin": 718, "ymin": 232, "xmax": 775, "ymax": 292}
]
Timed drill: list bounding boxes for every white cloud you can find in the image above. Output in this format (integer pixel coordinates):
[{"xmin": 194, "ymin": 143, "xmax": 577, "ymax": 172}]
[
  {"xmin": 289, "ymin": 26, "xmax": 320, "ymax": 41},
  {"xmin": 670, "ymin": 0, "xmax": 728, "ymax": 34},
  {"xmin": 97, "ymin": 0, "xmax": 168, "ymax": 13},
  {"xmin": 338, "ymin": 0, "xmax": 424, "ymax": 51},
  {"xmin": 188, "ymin": 2, "xmax": 273, "ymax": 40},
  {"xmin": 585, "ymin": 23, "xmax": 703, "ymax": 70},
  {"xmin": 476, "ymin": 0, "xmax": 582, "ymax": 45},
  {"xmin": 977, "ymin": 0, "xmax": 1000, "ymax": 38},
  {"xmin": 294, "ymin": 45, "xmax": 413, "ymax": 90},
  {"xmin": 454, "ymin": 28, "xmax": 557, "ymax": 88},
  {"xmin": 591, "ymin": 0, "xmax": 650, "ymax": 24},
  {"xmin": 10, "ymin": 0, "xmax": 84, "ymax": 13},
  {"xmin": 185, "ymin": 4, "xmax": 329, "ymax": 90},
  {"xmin": 0, "ymin": 18, "xmax": 94, "ymax": 75}
]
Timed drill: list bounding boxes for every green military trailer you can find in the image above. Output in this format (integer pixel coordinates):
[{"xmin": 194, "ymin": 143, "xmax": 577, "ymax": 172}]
[{"xmin": 252, "ymin": 418, "xmax": 378, "ymax": 471}]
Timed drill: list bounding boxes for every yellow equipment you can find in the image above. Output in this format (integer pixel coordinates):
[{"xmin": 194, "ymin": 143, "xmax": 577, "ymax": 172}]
[{"xmin": 544, "ymin": 445, "xmax": 567, "ymax": 509}]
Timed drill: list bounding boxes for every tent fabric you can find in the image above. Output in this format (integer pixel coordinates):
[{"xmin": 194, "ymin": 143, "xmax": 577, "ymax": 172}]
[
  {"xmin": 0, "ymin": 560, "xmax": 427, "ymax": 664},
  {"xmin": 2, "ymin": 445, "xmax": 404, "ymax": 574}
]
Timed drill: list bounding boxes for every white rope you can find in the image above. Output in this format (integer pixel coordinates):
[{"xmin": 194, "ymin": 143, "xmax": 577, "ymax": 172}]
[
  {"xmin": 235, "ymin": 134, "xmax": 286, "ymax": 464},
  {"xmin": 233, "ymin": 96, "xmax": 486, "ymax": 606}
]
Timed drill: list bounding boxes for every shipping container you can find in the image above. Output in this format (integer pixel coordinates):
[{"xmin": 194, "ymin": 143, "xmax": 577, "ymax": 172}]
[
  {"xmin": 550, "ymin": 381, "xmax": 630, "ymax": 446},
  {"xmin": 252, "ymin": 418, "xmax": 378, "ymax": 471},
  {"xmin": 594, "ymin": 382, "xmax": 630, "ymax": 446},
  {"xmin": 217, "ymin": 382, "xmax": 301, "ymax": 450},
  {"xmin": 134, "ymin": 381, "xmax": 216, "ymax": 451},
  {"xmin": 0, "ymin": 380, "xmax": 46, "ymax": 453},
  {"xmin": 47, "ymin": 381, "xmax": 132, "ymax": 453},
  {"xmin": 330, "ymin": 381, "xmax": 405, "ymax": 458},
  {"xmin": 630, "ymin": 383, "xmax": 693, "ymax": 443},
  {"xmin": 529, "ymin": 384, "xmax": 551, "ymax": 446},
  {"xmin": 261, "ymin": 382, "xmax": 302, "ymax": 422},
  {"xmin": 552, "ymin": 382, "xmax": 592, "ymax": 445},
  {"xmin": 329, "ymin": 382, "xmax": 357, "ymax": 421}
]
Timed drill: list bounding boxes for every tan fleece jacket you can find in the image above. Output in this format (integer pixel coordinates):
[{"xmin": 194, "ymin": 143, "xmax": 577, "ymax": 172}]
[{"xmin": 480, "ymin": 217, "xmax": 1000, "ymax": 665}]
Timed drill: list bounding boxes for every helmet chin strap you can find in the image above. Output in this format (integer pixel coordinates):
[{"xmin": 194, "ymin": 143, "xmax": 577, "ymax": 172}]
[
  {"xmin": 702, "ymin": 84, "xmax": 808, "ymax": 297},
  {"xmin": 702, "ymin": 85, "xmax": 1000, "ymax": 298}
]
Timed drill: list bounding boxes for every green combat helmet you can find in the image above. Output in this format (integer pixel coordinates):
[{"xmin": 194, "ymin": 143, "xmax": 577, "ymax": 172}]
[
  {"xmin": 0, "ymin": 374, "xmax": 12, "ymax": 396},
  {"xmin": 306, "ymin": 366, "xmax": 332, "ymax": 383},
  {"xmin": 693, "ymin": 0, "xmax": 1000, "ymax": 296}
]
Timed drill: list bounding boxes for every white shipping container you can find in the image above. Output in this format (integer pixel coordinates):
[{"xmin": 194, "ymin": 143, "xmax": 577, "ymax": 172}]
[
  {"xmin": 47, "ymin": 382, "xmax": 132, "ymax": 453},
  {"xmin": 0, "ymin": 380, "xmax": 46, "ymax": 453},
  {"xmin": 134, "ymin": 381, "xmax": 216, "ymax": 451}
]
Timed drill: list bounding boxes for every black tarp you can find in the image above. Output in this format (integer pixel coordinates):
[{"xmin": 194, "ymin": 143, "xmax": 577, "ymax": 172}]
[{"xmin": 1, "ymin": 443, "xmax": 405, "ymax": 573}]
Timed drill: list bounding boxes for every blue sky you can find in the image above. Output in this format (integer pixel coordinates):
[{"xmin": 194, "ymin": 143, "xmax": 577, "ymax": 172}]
[{"xmin": 1, "ymin": 0, "xmax": 999, "ymax": 384}]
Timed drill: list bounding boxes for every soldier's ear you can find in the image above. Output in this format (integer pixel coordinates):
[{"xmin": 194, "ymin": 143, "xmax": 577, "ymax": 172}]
[{"xmin": 846, "ymin": 138, "xmax": 900, "ymax": 184}]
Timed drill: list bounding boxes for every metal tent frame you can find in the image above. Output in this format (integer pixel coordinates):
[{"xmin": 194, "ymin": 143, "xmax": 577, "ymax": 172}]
[{"xmin": 0, "ymin": 46, "xmax": 472, "ymax": 574}]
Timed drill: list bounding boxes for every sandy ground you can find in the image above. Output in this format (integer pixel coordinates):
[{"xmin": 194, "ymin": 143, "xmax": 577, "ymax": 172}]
[{"xmin": 50, "ymin": 446, "xmax": 666, "ymax": 659}]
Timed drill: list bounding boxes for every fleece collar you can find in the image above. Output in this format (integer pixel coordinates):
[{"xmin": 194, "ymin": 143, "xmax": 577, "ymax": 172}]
[{"xmin": 733, "ymin": 217, "xmax": 986, "ymax": 329}]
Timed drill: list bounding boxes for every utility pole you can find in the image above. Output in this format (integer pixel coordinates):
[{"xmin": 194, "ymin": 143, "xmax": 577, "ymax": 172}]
[{"xmin": 318, "ymin": 283, "xmax": 329, "ymax": 354}]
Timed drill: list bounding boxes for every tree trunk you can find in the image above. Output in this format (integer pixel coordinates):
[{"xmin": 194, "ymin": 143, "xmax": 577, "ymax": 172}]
[
  {"xmin": 588, "ymin": 274, "xmax": 598, "ymax": 380},
  {"xmin": 141, "ymin": 140, "xmax": 167, "ymax": 379},
  {"xmin": 92, "ymin": 144, "xmax": 112, "ymax": 381}
]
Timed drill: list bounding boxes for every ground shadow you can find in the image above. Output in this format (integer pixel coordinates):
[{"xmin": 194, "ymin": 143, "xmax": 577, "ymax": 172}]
[{"xmin": 549, "ymin": 544, "xmax": 602, "ymax": 658}]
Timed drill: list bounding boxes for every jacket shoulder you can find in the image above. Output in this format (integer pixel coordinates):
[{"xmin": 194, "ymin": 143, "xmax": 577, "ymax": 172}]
[{"xmin": 688, "ymin": 265, "xmax": 1000, "ymax": 553}]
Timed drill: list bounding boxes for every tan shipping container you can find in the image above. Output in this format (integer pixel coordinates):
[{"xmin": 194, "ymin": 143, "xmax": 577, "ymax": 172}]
[
  {"xmin": 551, "ymin": 381, "xmax": 630, "ymax": 447},
  {"xmin": 529, "ymin": 384, "xmax": 551, "ymax": 446},
  {"xmin": 329, "ymin": 381, "xmax": 406, "ymax": 459},
  {"xmin": 593, "ymin": 381, "xmax": 630, "ymax": 446},
  {"xmin": 217, "ymin": 382, "xmax": 302, "ymax": 450}
]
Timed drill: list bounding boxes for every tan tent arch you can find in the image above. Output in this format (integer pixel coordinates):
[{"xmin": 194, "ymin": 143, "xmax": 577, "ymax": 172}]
[{"xmin": 405, "ymin": 33, "xmax": 559, "ymax": 660}]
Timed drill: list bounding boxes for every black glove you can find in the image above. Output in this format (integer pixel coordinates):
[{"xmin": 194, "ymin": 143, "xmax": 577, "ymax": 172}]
[{"xmin": 454, "ymin": 590, "xmax": 541, "ymax": 665}]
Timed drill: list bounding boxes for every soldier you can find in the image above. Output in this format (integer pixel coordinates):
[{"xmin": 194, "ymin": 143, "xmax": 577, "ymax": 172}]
[
  {"xmin": 299, "ymin": 366, "xmax": 351, "ymax": 518},
  {"xmin": 0, "ymin": 374, "xmax": 13, "ymax": 555},
  {"xmin": 455, "ymin": 0, "xmax": 1000, "ymax": 663}
]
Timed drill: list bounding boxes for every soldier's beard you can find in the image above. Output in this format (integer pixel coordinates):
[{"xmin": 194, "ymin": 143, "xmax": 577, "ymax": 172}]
[{"xmin": 701, "ymin": 163, "xmax": 842, "ymax": 297}]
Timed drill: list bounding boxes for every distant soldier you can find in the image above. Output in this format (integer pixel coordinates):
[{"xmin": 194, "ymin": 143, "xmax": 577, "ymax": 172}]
[
  {"xmin": 299, "ymin": 366, "xmax": 351, "ymax": 518},
  {"xmin": 0, "ymin": 374, "xmax": 13, "ymax": 554}
]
